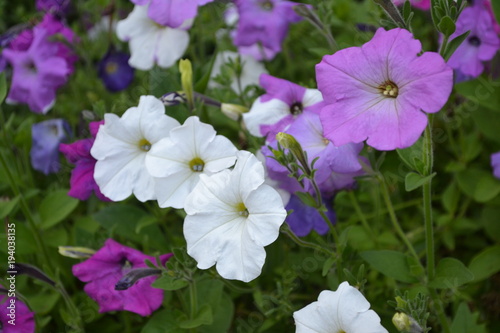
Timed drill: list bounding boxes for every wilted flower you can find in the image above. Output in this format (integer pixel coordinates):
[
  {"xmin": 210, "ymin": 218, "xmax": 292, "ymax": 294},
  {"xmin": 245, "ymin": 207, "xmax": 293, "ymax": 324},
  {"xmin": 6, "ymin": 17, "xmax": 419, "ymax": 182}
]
[
  {"xmin": 97, "ymin": 48, "xmax": 134, "ymax": 92},
  {"xmin": 31, "ymin": 119, "xmax": 71, "ymax": 174},
  {"xmin": 317, "ymin": 28, "xmax": 453, "ymax": 151},
  {"xmin": 91, "ymin": 95, "xmax": 180, "ymax": 202},
  {"xmin": 145, "ymin": 116, "xmax": 238, "ymax": 209},
  {"xmin": 293, "ymin": 281, "xmax": 388, "ymax": 333},
  {"xmin": 72, "ymin": 239, "xmax": 172, "ymax": 316},
  {"xmin": 184, "ymin": 151, "xmax": 287, "ymax": 282},
  {"xmin": 0, "ymin": 288, "xmax": 35, "ymax": 333},
  {"xmin": 116, "ymin": 5, "xmax": 190, "ymax": 70},
  {"xmin": 59, "ymin": 121, "xmax": 110, "ymax": 201}
]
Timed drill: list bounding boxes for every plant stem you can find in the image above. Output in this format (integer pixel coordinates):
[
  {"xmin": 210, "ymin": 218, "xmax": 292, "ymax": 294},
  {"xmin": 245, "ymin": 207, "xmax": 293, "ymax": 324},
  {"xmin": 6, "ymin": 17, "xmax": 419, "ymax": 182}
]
[
  {"xmin": 348, "ymin": 191, "xmax": 378, "ymax": 246},
  {"xmin": 281, "ymin": 225, "xmax": 333, "ymax": 256}
]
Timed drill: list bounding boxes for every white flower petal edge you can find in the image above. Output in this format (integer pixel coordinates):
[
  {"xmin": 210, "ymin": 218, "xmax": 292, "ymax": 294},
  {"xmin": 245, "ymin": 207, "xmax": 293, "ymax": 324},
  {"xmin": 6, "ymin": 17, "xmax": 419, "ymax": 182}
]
[
  {"xmin": 183, "ymin": 150, "xmax": 287, "ymax": 282},
  {"xmin": 243, "ymin": 98, "xmax": 290, "ymax": 137},
  {"xmin": 116, "ymin": 5, "xmax": 189, "ymax": 70},
  {"xmin": 91, "ymin": 95, "xmax": 180, "ymax": 202},
  {"xmin": 293, "ymin": 281, "xmax": 388, "ymax": 333}
]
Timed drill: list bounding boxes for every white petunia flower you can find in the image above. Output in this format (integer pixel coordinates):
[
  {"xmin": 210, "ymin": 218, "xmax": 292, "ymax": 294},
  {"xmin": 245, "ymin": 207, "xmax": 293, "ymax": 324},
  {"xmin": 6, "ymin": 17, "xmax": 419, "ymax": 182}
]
[
  {"xmin": 145, "ymin": 116, "xmax": 238, "ymax": 209},
  {"xmin": 183, "ymin": 150, "xmax": 287, "ymax": 282},
  {"xmin": 91, "ymin": 95, "xmax": 180, "ymax": 202},
  {"xmin": 116, "ymin": 5, "xmax": 190, "ymax": 70},
  {"xmin": 293, "ymin": 281, "xmax": 388, "ymax": 333}
]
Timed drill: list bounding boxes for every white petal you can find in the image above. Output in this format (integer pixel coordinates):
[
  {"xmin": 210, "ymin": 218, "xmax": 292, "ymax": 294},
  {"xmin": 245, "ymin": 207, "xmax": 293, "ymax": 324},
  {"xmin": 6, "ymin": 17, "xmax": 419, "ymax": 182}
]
[
  {"xmin": 231, "ymin": 151, "xmax": 265, "ymax": 199},
  {"xmin": 302, "ymin": 88, "xmax": 323, "ymax": 107},
  {"xmin": 155, "ymin": 28, "xmax": 189, "ymax": 68},
  {"xmin": 202, "ymin": 135, "xmax": 238, "ymax": 173},
  {"xmin": 154, "ymin": 170, "xmax": 199, "ymax": 208},
  {"xmin": 243, "ymin": 98, "xmax": 290, "ymax": 137},
  {"xmin": 135, "ymin": 96, "xmax": 180, "ymax": 143}
]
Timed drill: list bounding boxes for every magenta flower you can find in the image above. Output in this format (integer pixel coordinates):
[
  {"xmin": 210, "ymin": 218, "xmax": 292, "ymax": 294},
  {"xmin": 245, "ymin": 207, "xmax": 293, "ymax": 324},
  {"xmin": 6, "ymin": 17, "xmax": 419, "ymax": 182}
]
[
  {"xmin": 316, "ymin": 28, "xmax": 453, "ymax": 151},
  {"xmin": 59, "ymin": 121, "xmax": 110, "ymax": 201},
  {"xmin": 0, "ymin": 290, "xmax": 35, "ymax": 333},
  {"xmin": 491, "ymin": 152, "xmax": 500, "ymax": 179},
  {"xmin": 392, "ymin": 0, "xmax": 430, "ymax": 10},
  {"xmin": 131, "ymin": 0, "xmax": 214, "ymax": 28},
  {"xmin": 233, "ymin": 0, "xmax": 304, "ymax": 54},
  {"xmin": 447, "ymin": 3, "xmax": 500, "ymax": 78},
  {"xmin": 243, "ymin": 74, "xmax": 324, "ymax": 138},
  {"xmin": 72, "ymin": 239, "xmax": 173, "ymax": 316},
  {"xmin": 31, "ymin": 119, "xmax": 71, "ymax": 174},
  {"xmin": 3, "ymin": 27, "xmax": 70, "ymax": 113}
]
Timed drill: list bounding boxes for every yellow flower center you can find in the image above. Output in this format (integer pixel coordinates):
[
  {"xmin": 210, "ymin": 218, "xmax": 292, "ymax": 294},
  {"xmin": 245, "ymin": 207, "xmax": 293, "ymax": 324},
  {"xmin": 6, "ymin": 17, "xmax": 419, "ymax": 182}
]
[
  {"xmin": 236, "ymin": 202, "xmax": 249, "ymax": 217},
  {"xmin": 189, "ymin": 157, "xmax": 205, "ymax": 172},
  {"xmin": 105, "ymin": 61, "xmax": 118, "ymax": 74},
  {"xmin": 138, "ymin": 138, "xmax": 152, "ymax": 152},
  {"xmin": 379, "ymin": 80, "xmax": 398, "ymax": 98},
  {"xmin": 259, "ymin": 0, "xmax": 274, "ymax": 10}
]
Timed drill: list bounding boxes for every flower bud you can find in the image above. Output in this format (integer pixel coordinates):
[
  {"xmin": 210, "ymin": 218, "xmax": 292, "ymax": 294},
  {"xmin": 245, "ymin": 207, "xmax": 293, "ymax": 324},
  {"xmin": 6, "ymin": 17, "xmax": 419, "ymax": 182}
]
[
  {"xmin": 160, "ymin": 91, "xmax": 186, "ymax": 106},
  {"xmin": 392, "ymin": 312, "xmax": 411, "ymax": 331},
  {"xmin": 276, "ymin": 132, "xmax": 311, "ymax": 175},
  {"xmin": 58, "ymin": 246, "xmax": 96, "ymax": 259},
  {"xmin": 221, "ymin": 103, "xmax": 248, "ymax": 120},
  {"xmin": 115, "ymin": 268, "xmax": 162, "ymax": 290},
  {"xmin": 179, "ymin": 59, "xmax": 194, "ymax": 110}
]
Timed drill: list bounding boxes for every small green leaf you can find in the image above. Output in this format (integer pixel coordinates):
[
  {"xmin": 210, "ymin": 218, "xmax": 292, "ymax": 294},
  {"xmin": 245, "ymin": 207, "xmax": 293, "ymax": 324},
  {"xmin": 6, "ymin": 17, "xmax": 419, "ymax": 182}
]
[
  {"xmin": 396, "ymin": 137, "xmax": 425, "ymax": 174},
  {"xmin": 179, "ymin": 304, "xmax": 213, "ymax": 329},
  {"xmin": 405, "ymin": 172, "xmax": 436, "ymax": 191},
  {"xmin": 294, "ymin": 191, "xmax": 317, "ymax": 207},
  {"xmin": 450, "ymin": 303, "xmax": 487, "ymax": 333},
  {"xmin": 142, "ymin": 309, "xmax": 184, "ymax": 333},
  {"xmin": 0, "ymin": 72, "xmax": 7, "ymax": 103},
  {"xmin": 441, "ymin": 182, "xmax": 460, "ymax": 214},
  {"xmin": 39, "ymin": 190, "xmax": 79, "ymax": 229},
  {"xmin": 0, "ymin": 196, "xmax": 20, "ymax": 219},
  {"xmin": 438, "ymin": 16, "xmax": 456, "ymax": 37},
  {"xmin": 444, "ymin": 30, "xmax": 470, "ymax": 61},
  {"xmin": 322, "ymin": 256, "xmax": 337, "ymax": 277},
  {"xmin": 473, "ymin": 176, "xmax": 500, "ymax": 202},
  {"xmin": 359, "ymin": 250, "xmax": 418, "ymax": 283},
  {"xmin": 152, "ymin": 275, "xmax": 189, "ymax": 291},
  {"xmin": 428, "ymin": 258, "xmax": 474, "ymax": 289},
  {"xmin": 468, "ymin": 245, "xmax": 500, "ymax": 282}
]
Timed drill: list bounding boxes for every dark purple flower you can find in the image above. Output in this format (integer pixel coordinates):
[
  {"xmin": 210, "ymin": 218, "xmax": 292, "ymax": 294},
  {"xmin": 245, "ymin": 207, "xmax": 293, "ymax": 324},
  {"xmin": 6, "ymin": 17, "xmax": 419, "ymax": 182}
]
[
  {"xmin": 491, "ymin": 152, "xmax": 500, "ymax": 179},
  {"xmin": 72, "ymin": 239, "xmax": 173, "ymax": 316},
  {"xmin": 447, "ymin": 3, "xmax": 500, "ymax": 78},
  {"xmin": 286, "ymin": 194, "xmax": 335, "ymax": 237},
  {"xmin": 31, "ymin": 119, "xmax": 71, "ymax": 174},
  {"xmin": 233, "ymin": 0, "xmax": 304, "ymax": 54},
  {"xmin": 0, "ymin": 289, "xmax": 35, "ymax": 333},
  {"xmin": 98, "ymin": 49, "xmax": 134, "ymax": 92},
  {"xmin": 36, "ymin": 0, "xmax": 71, "ymax": 15},
  {"xmin": 59, "ymin": 121, "xmax": 110, "ymax": 201}
]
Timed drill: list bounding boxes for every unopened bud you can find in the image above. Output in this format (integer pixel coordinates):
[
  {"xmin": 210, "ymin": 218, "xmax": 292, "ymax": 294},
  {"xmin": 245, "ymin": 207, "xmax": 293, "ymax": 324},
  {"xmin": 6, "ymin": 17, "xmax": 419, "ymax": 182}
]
[
  {"xmin": 161, "ymin": 91, "xmax": 186, "ymax": 106},
  {"xmin": 276, "ymin": 132, "xmax": 311, "ymax": 175},
  {"xmin": 59, "ymin": 246, "xmax": 96, "ymax": 259},
  {"xmin": 221, "ymin": 103, "xmax": 248, "ymax": 120},
  {"xmin": 115, "ymin": 268, "xmax": 162, "ymax": 290},
  {"xmin": 392, "ymin": 312, "xmax": 424, "ymax": 333},
  {"xmin": 179, "ymin": 59, "xmax": 194, "ymax": 110}
]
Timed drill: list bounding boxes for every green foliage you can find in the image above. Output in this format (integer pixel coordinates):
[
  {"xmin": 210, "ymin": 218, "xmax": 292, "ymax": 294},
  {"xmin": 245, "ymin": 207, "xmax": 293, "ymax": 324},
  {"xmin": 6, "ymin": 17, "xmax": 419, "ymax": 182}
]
[
  {"xmin": 360, "ymin": 250, "xmax": 419, "ymax": 283},
  {"xmin": 428, "ymin": 258, "xmax": 474, "ymax": 289},
  {"xmin": 451, "ymin": 303, "xmax": 487, "ymax": 333}
]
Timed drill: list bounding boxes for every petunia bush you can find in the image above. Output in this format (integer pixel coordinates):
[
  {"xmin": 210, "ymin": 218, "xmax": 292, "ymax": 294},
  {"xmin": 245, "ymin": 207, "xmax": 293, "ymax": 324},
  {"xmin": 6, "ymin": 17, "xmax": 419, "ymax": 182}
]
[{"xmin": 1, "ymin": 0, "xmax": 500, "ymax": 332}]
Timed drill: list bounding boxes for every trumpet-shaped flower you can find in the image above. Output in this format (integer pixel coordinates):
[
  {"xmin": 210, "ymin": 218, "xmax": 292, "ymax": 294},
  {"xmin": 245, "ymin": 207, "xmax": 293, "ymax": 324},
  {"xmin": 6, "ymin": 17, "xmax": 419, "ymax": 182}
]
[
  {"xmin": 72, "ymin": 239, "xmax": 172, "ymax": 316},
  {"xmin": 145, "ymin": 116, "xmax": 238, "ymax": 208},
  {"xmin": 184, "ymin": 150, "xmax": 287, "ymax": 282},
  {"xmin": 447, "ymin": 3, "xmax": 500, "ymax": 78},
  {"xmin": 293, "ymin": 281, "xmax": 388, "ymax": 333},
  {"xmin": 243, "ymin": 74, "xmax": 324, "ymax": 137},
  {"xmin": 91, "ymin": 95, "xmax": 180, "ymax": 202},
  {"xmin": 316, "ymin": 28, "xmax": 453, "ymax": 151},
  {"xmin": 131, "ymin": 0, "xmax": 213, "ymax": 28},
  {"xmin": 116, "ymin": 5, "xmax": 190, "ymax": 70},
  {"xmin": 285, "ymin": 193, "xmax": 335, "ymax": 237}
]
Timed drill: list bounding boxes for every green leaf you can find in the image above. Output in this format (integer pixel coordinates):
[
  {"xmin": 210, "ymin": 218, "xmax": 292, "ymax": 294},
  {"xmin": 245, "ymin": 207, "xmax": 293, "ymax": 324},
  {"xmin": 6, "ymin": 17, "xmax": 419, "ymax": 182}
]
[
  {"xmin": 396, "ymin": 137, "xmax": 425, "ymax": 174},
  {"xmin": 179, "ymin": 304, "xmax": 213, "ymax": 329},
  {"xmin": 194, "ymin": 51, "xmax": 218, "ymax": 93},
  {"xmin": 456, "ymin": 168, "xmax": 500, "ymax": 202},
  {"xmin": 152, "ymin": 275, "xmax": 189, "ymax": 291},
  {"xmin": 428, "ymin": 258, "xmax": 474, "ymax": 289},
  {"xmin": 481, "ymin": 207, "xmax": 500, "ymax": 242},
  {"xmin": 491, "ymin": 0, "xmax": 500, "ymax": 29},
  {"xmin": 471, "ymin": 107, "xmax": 500, "ymax": 143},
  {"xmin": 322, "ymin": 256, "xmax": 337, "ymax": 277},
  {"xmin": 444, "ymin": 30, "xmax": 470, "ymax": 61},
  {"xmin": 405, "ymin": 172, "xmax": 436, "ymax": 191},
  {"xmin": 441, "ymin": 182, "xmax": 459, "ymax": 214},
  {"xmin": 0, "ymin": 72, "xmax": 7, "ymax": 103},
  {"xmin": 199, "ymin": 293, "xmax": 234, "ymax": 333},
  {"xmin": 39, "ymin": 190, "xmax": 79, "ymax": 229},
  {"xmin": 294, "ymin": 191, "xmax": 317, "ymax": 207},
  {"xmin": 473, "ymin": 175, "xmax": 500, "ymax": 202},
  {"xmin": 437, "ymin": 16, "xmax": 455, "ymax": 37},
  {"xmin": 0, "ymin": 196, "xmax": 20, "ymax": 219},
  {"xmin": 468, "ymin": 245, "xmax": 500, "ymax": 282},
  {"xmin": 359, "ymin": 250, "xmax": 418, "ymax": 283},
  {"xmin": 450, "ymin": 302, "xmax": 487, "ymax": 333},
  {"xmin": 142, "ymin": 309, "xmax": 184, "ymax": 333}
]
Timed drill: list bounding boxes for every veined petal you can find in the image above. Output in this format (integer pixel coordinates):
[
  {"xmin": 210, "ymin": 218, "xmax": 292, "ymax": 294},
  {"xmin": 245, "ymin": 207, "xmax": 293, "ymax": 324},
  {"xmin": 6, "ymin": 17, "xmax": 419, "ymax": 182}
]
[
  {"xmin": 243, "ymin": 98, "xmax": 290, "ymax": 137},
  {"xmin": 155, "ymin": 27, "xmax": 189, "ymax": 68}
]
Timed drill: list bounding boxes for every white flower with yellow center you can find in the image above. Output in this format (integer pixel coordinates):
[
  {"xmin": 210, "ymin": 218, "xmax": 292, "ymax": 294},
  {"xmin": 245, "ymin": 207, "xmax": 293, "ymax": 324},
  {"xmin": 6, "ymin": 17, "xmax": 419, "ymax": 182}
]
[
  {"xmin": 91, "ymin": 95, "xmax": 180, "ymax": 202},
  {"xmin": 293, "ymin": 281, "xmax": 388, "ymax": 333},
  {"xmin": 145, "ymin": 116, "xmax": 238, "ymax": 209},
  {"xmin": 183, "ymin": 150, "xmax": 287, "ymax": 282}
]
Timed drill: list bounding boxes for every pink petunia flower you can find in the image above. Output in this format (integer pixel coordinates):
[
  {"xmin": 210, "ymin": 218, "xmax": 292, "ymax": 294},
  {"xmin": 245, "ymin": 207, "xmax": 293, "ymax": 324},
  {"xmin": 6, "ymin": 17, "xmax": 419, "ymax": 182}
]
[
  {"xmin": 59, "ymin": 121, "xmax": 110, "ymax": 201},
  {"xmin": 72, "ymin": 239, "xmax": 172, "ymax": 316},
  {"xmin": 316, "ymin": 28, "xmax": 453, "ymax": 151}
]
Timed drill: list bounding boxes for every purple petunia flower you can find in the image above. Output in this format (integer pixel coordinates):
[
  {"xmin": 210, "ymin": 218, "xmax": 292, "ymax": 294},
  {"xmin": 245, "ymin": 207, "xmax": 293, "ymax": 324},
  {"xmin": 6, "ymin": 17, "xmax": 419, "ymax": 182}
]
[
  {"xmin": 233, "ymin": 0, "xmax": 304, "ymax": 55},
  {"xmin": 72, "ymin": 239, "xmax": 173, "ymax": 316},
  {"xmin": 59, "ymin": 121, "xmax": 110, "ymax": 201},
  {"xmin": 447, "ymin": 2, "xmax": 500, "ymax": 78},
  {"xmin": 0, "ymin": 289, "xmax": 35, "ymax": 333},
  {"xmin": 491, "ymin": 152, "xmax": 500, "ymax": 179},
  {"xmin": 316, "ymin": 28, "xmax": 453, "ymax": 151},
  {"xmin": 36, "ymin": 0, "xmax": 71, "ymax": 15},
  {"xmin": 98, "ymin": 48, "xmax": 134, "ymax": 92},
  {"xmin": 286, "ymin": 193, "xmax": 335, "ymax": 237},
  {"xmin": 31, "ymin": 119, "xmax": 71, "ymax": 174},
  {"xmin": 243, "ymin": 74, "xmax": 324, "ymax": 138},
  {"xmin": 131, "ymin": 0, "xmax": 214, "ymax": 28}
]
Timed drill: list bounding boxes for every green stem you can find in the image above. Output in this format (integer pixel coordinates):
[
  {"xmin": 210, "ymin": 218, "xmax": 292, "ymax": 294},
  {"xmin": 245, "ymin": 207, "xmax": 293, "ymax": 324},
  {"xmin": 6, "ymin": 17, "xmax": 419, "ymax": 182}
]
[
  {"xmin": 348, "ymin": 191, "xmax": 378, "ymax": 245},
  {"xmin": 189, "ymin": 278, "xmax": 198, "ymax": 320},
  {"xmin": 57, "ymin": 283, "xmax": 84, "ymax": 332},
  {"xmin": 281, "ymin": 225, "xmax": 332, "ymax": 256}
]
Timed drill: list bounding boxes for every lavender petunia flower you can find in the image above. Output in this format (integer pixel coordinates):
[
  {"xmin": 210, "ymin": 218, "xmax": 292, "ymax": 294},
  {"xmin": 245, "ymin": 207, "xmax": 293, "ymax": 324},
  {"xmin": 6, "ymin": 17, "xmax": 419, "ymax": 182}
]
[
  {"xmin": 0, "ymin": 289, "xmax": 35, "ymax": 333},
  {"xmin": 243, "ymin": 74, "xmax": 324, "ymax": 138},
  {"xmin": 31, "ymin": 119, "xmax": 71, "ymax": 174},
  {"xmin": 98, "ymin": 48, "xmax": 134, "ymax": 92},
  {"xmin": 233, "ymin": 0, "xmax": 304, "ymax": 54},
  {"xmin": 491, "ymin": 152, "xmax": 500, "ymax": 179},
  {"xmin": 72, "ymin": 239, "xmax": 173, "ymax": 316},
  {"xmin": 131, "ymin": 0, "xmax": 214, "ymax": 28},
  {"xmin": 59, "ymin": 121, "xmax": 110, "ymax": 201},
  {"xmin": 286, "ymin": 194, "xmax": 335, "ymax": 237},
  {"xmin": 317, "ymin": 28, "xmax": 453, "ymax": 151},
  {"xmin": 447, "ymin": 3, "xmax": 500, "ymax": 78}
]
